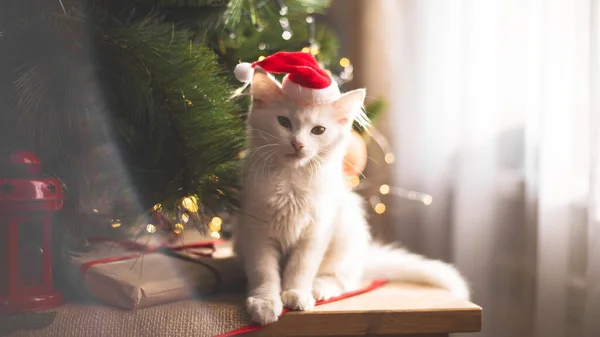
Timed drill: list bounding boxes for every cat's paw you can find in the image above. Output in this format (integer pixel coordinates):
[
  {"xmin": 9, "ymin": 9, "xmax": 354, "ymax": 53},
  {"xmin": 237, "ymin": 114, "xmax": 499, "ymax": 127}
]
[
  {"xmin": 246, "ymin": 294, "xmax": 283, "ymax": 325},
  {"xmin": 312, "ymin": 276, "xmax": 344, "ymax": 301},
  {"xmin": 281, "ymin": 289, "xmax": 315, "ymax": 311}
]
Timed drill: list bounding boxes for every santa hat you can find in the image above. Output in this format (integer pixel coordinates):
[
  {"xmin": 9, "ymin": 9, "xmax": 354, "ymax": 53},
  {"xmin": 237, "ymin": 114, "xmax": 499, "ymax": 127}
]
[{"xmin": 234, "ymin": 51, "xmax": 340, "ymax": 104}]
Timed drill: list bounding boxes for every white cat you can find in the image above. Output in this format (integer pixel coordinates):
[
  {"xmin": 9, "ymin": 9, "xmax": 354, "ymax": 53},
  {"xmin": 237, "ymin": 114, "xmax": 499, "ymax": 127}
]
[{"xmin": 233, "ymin": 68, "xmax": 470, "ymax": 326}]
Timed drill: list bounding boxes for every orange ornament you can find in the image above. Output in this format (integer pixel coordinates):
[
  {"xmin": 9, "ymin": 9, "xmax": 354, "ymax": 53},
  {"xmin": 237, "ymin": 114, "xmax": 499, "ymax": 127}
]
[{"xmin": 343, "ymin": 130, "xmax": 368, "ymax": 176}]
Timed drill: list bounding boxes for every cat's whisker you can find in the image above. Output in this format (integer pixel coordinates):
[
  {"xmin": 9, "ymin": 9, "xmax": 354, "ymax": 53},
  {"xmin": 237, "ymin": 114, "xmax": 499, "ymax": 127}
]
[
  {"xmin": 261, "ymin": 149, "xmax": 279, "ymax": 180},
  {"xmin": 246, "ymin": 143, "xmax": 279, "ymax": 161},
  {"xmin": 247, "ymin": 128, "xmax": 280, "ymax": 142},
  {"xmin": 251, "ymin": 148, "xmax": 279, "ymax": 188}
]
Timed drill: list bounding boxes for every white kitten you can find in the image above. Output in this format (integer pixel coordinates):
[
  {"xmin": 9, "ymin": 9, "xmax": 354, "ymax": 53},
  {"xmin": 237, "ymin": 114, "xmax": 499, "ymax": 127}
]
[{"xmin": 233, "ymin": 68, "xmax": 470, "ymax": 326}]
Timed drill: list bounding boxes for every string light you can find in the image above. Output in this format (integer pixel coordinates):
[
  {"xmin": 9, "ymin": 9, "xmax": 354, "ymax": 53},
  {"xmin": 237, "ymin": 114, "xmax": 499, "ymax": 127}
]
[
  {"xmin": 111, "ymin": 219, "xmax": 121, "ymax": 228},
  {"xmin": 348, "ymin": 175, "xmax": 360, "ymax": 188},
  {"xmin": 173, "ymin": 223, "xmax": 184, "ymax": 235},
  {"xmin": 210, "ymin": 231, "xmax": 221, "ymax": 239},
  {"xmin": 339, "ymin": 58, "xmax": 351, "ymax": 68},
  {"xmin": 279, "ymin": 14, "xmax": 293, "ymax": 40},
  {"xmin": 374, "ymin": 203, "xmax": 386, "ymax": 214},
  {"xmin": 146, "ymin": 224, "xmax": 157, "ymax": 234},
  {"xmin": 181, "ymin": 213, "xmax": 189, "ymax": 223},
  {"xmin": 379, "ymin": 184, "xmax": 390, "ymax": 195},
  {"xmin": 209, "ymin": 216, "xmax": 222, "ymax": 233},
  {"xmin": 181, "ymin": 196, "xmax": 199, "ymax": 213}
]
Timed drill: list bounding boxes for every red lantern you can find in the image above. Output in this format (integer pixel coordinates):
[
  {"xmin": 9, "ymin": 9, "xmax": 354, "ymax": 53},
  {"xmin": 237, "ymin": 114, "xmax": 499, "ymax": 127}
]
[{"xmin": 0, "ymin": 150, "xmax": 63, "ymax": 313}]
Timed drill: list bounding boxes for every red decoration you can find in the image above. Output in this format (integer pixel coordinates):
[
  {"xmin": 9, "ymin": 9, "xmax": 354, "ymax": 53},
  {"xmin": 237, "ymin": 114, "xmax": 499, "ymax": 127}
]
[{"xmin": 0, "ymin": 150, "xmax": 64, "ymax": 313}]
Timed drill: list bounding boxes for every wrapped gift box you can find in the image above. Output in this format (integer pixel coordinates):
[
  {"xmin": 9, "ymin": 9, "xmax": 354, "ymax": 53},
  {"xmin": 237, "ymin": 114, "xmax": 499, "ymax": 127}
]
[{"xmin": 66, "ymin": 230, "xmax": 245, "ymax": 309}]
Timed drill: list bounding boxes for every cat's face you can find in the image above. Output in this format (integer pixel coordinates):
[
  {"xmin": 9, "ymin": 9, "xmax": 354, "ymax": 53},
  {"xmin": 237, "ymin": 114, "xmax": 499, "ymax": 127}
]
[{"xmin": 246, "ymin": 69, "xmax": 366, "ymax": 168}]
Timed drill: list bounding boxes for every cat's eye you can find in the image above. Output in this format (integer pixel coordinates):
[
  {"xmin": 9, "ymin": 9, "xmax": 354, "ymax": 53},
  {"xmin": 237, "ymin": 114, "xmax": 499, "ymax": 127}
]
[
  {"xmin": 277, "ymin": 116, "xmax": 292, "ymax": 129},
  {"xmin": 311, "ymin": 126, "xmax": 326, "ymax": 135}
]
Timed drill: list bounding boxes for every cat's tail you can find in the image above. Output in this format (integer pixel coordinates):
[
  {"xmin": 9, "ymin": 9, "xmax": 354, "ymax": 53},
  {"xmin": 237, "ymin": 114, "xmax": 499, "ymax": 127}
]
[{"xmin": 362, "ymin": 243, "xmax": 471, "ymax": 300}]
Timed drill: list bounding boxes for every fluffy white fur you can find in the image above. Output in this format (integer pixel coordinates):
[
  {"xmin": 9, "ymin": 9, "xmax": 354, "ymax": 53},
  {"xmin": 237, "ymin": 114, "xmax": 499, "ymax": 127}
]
[{"xmin": 233, "ymin": 69, "xmax": 470, "ymax": 326}]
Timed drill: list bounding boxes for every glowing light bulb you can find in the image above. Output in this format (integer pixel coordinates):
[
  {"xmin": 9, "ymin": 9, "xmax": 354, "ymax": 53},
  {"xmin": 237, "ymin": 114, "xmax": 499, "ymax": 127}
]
[
  {"xmin": 423, "ymin": 195, "xmax": 433, "ymax": 205},
  {"xmin": 374, "ymin": 203, "xmax": 386, "ymax": 214},
  {"xmin": 209, "ymin": 216, "xmax": 223, "ymax": 232},
  {"xmin": 111, "ymin": 219, "xmax": 121, "ymax": 228},
  {"xmin": 258, "ymin": 56, "xmax": 266, "ymax": 61},
  {"xmin": 282, "ymin": 31, "xmax": 292, "ymax": 40},
  {"xmin": 339, "ymin": 57, "xmax": 351, "ymax": 68},
  {"xmin": 302, "ymin": 47, "xmax": 310, "ymax": 53},
  {"xmin": 309, "ymin": 45, "xmax": 320, "ymax": 55},
  {"xmin": 181, "ymin": 197, "xmax": 199, "ymax": 213},
  {"xmin": 384, "ymin": 153, "xmax": 395, "ymax": 164},
  {"xmin": 153, "ymin": 203, "xmax": 162, "ymax": 212},
  {"xmin": 181, "ymin": 213, "xmax": 189, "ymax": 223},
  {"xmin": 146, "ymin": 224, "xmax": 157, "ymax": 234},
  {"xmin": 173, "ymin": 223, "xmax": 184, "ymax": 234},
  {"xmin": 348, "ymin": 175, "xmax": 360, "ymax": 188},
  {"xmin": 211, "ymin": 216, "xmax": 222, "ymax": 227},
  {"xmin": 379, "ymin": 184, "xmax": 390, "ymax": 195},
  {"xmin": 93, "ymin": 209, "xmax": 99, "ymax": 214},
  {"xmin": 210, "ymin": 231, "xmax": 221, "ymax": 239}
]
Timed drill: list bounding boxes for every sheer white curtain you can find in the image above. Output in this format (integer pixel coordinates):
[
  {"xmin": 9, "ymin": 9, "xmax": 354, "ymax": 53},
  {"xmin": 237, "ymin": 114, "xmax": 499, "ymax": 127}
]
[{"xmin": 349, "ymin": 0, "xmax": 600, "ymax": 336}]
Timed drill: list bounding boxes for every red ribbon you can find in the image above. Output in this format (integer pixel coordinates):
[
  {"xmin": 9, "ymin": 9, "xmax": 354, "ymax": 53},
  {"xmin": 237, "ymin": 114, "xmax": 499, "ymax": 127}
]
[
  {"xmin": 213, "ymin": 279, "xmax": 388, "ymax": 337},
  {"xmin": 79, "ymin": 236, "xmax": 223, "ymax": 274}
]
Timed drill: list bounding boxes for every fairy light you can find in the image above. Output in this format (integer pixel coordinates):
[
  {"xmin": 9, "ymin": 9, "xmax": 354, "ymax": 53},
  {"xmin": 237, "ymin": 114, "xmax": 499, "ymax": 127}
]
[
  {"xmin": 210, "ymin": 231, "xmax": 221, "ymax": 239},
  {"xmin": 339, "ymin": 58, "xmax": 351, "ymax": 68},
  {"xmin": 146, "ymin": 224, "xmax": 157, "ymax": 234},
  {"xmin": 258, "ymin": 56, "xmax": 266, "ymax": 61},
  {"xmin": 374, "ymin": 203, "xmax": 386, "ymax": 214},
  {"xmin": 379, "ymin": 184, "xmax": 390, "ymax": 195},
  {"xmin": 302, "ymin": 47, "xmax": 310, "ymax": 53},
  {"xmin": 348, "ymin": 175, "xmax": 360, "ymax": 188},
  {"xmin": 211, "ymin": 216, "xmax": 223, "ymax": 227},
  {"xmin": 181, "ymin": 213, "xmax": 190, "ymax": 223},
  {"xmin": 111, "ymin": 219, "xmax": 121, "ymax": 228},
  {"xmin": 181, "ymin": 196, "xmax": 199, "ymax": 213},
  {"xmin": 279, "ymin": 17, "xmax": 293, "ymax": 40},
  {"xmin": 209, "ymin": 216, "xmax": 222, "ymax": 233},
  {"xmin": 173, "ymin": 223, "xmax": 184, "ymax": 235},
  {"xmin": 384, "ymin": 153, "xmax": 395, "ymax": 164}
]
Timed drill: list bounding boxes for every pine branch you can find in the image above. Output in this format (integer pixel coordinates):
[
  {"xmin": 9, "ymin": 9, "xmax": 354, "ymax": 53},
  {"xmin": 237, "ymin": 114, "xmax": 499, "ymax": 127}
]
[{"xmin": 94, "ymin": 12, "xmax": 245, "ymax": 211}]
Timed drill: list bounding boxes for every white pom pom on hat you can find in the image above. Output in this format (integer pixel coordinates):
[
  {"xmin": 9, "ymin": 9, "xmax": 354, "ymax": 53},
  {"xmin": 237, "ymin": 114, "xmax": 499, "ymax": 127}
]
[
  {"xmin": 233, "ymin": 62, "xmax": 254, "ymax": 83},
  {"xmin": 234, "ymin": 51, "xmax": 340, "ymax": 104}
]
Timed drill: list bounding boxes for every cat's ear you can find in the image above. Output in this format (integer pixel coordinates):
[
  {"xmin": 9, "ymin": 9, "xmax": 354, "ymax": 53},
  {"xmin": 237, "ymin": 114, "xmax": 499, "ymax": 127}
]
[
  {"xmin": 333, "ymin": 88, "xmax": 366, "ymax": 127},
  {"xmin": 251, "ymin": 67, "xmax": 283, "ymax": 108}
]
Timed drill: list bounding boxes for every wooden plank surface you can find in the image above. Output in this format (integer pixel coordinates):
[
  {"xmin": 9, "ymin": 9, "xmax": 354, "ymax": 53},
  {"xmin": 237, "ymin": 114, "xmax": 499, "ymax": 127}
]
[{"xmin": 248, "ymin": 282, "xmax": 482, "ymax": 337}]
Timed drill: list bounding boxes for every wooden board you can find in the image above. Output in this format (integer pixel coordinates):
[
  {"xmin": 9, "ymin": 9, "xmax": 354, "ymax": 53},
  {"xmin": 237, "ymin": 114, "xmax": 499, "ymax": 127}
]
[{"xmin": 247, "ymin": 282, "xmax": 482, "ymax": 337}]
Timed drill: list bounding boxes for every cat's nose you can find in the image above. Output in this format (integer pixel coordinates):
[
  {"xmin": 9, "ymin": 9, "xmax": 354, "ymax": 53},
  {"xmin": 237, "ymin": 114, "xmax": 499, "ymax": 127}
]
[{"xmin": 291, "ymin": 140, "xmax": 304, "ymax": 152}]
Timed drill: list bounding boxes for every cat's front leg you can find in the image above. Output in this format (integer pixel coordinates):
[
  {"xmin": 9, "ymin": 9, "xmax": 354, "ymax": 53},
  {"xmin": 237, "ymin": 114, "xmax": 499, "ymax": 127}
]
[
  {"xmin": 281, "ymin": 231, "xmax": 327, "ymax": 311},
  {"xmin": 243, "ymin": 235, "xmax": 283, "ymax": 325}
]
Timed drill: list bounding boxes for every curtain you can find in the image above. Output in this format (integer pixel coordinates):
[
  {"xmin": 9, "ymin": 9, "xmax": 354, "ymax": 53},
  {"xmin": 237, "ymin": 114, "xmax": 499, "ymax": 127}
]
[{"xmin": 337, "ymin": 0, "xmax": 600, "ymax": 336}]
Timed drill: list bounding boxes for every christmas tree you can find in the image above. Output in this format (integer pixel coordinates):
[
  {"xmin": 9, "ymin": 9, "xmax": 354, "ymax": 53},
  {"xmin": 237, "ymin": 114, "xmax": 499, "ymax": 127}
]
[{"xmin": 0, "ymin": 0, "xmax": 382, "ymax": 241}]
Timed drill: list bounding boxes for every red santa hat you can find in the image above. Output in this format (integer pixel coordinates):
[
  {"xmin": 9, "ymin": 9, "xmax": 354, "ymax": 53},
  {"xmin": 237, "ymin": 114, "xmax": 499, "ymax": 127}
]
[{"xmin": 234, "ymin": 51, "xmax": 340, "ymax": 104}]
